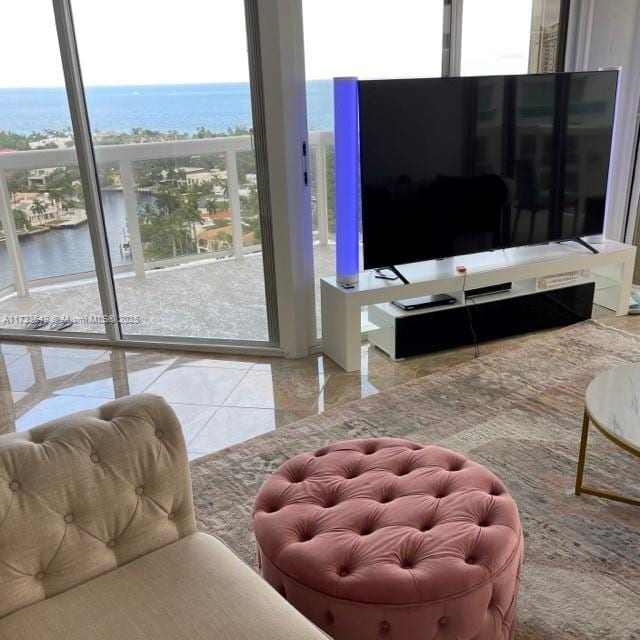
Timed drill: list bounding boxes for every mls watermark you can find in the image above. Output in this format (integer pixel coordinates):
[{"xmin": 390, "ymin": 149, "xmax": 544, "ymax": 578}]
[{"xmin": 2, "ymin": 315, "xmax": 141, "ymax": 326}]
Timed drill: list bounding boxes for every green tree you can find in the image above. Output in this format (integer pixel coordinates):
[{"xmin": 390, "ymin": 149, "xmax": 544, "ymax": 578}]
[
  {"xmin": 6, "ymin": 170, "xmax": 29, "ymax": 200},
  {"xmin": 47, "ymin": 188, "xmax": 64, "ymax": 215},
  {"xmin": 30, "ymin": 198, "xmax": 47, "ymax": 224},
  {"xmin": 139, "ymin": 191, "xmax": 203, "ymax": 259},
  {"xmin": 240, "ymin": 184, "xmax": 259, "ymax": 218},
  {"xmin": 154, "ymin": 189, "xmax": 181, "ymax": 215},
  {"xmin": 205, "ymin": 199, "xmax": 217, "ymax": 215},
  {"xmin": 12, "ymin": 209, "xmax": 31, "ymax": 231}
]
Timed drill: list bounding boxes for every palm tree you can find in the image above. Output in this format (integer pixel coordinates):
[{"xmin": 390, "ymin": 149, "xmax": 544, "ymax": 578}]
[
  {"xmin": 205, "ymin": 199, "xmax": 217, "ymax": 215},
  {"xmin": 155, "ymin": 190, "xmax": 180, "ymax": 215},
  {"xmin": 13, "ymin": 209, "xmax": 31, "ymax": 231},
  {"xmin": 30, "ymin": 198, "xmax": 47, "ymax": 225},
  {"xmin": 47, "ymin": 188, "xmax": 64, "ymax": 217}
]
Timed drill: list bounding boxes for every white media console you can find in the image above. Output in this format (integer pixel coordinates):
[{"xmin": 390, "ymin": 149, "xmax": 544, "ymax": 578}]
[{"xmin": 321, "ymin": 240, "xmax": 636, "ymax": 372}]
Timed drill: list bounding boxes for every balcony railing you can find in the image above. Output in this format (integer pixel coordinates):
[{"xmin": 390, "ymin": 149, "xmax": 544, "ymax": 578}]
[{"xmin": 0, "ymin": 130, "xmax": 334, "ymax": 299}]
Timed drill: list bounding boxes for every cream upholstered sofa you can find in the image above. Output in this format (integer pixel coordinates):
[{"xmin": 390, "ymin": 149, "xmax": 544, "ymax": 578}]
[{"xmin": 0, "ymin": 394, "xmax": 327, "ymax": 640}]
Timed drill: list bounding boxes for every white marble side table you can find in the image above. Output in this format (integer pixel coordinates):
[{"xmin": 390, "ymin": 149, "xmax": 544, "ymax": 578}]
[{"xmin": 576, "ymin": 364, "xmax": 640, "ymax": 506}]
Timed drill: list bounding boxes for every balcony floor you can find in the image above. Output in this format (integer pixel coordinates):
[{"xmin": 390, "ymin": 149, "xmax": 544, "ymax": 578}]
[{"xmin": 0, "ymin": 244, "xmax": 336, "ymax": 340}]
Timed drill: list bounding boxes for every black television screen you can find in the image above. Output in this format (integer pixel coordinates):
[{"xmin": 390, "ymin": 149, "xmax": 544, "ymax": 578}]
[{"xmin": 358, "ymin": 71, "xmax": 618, "ymax": 269}]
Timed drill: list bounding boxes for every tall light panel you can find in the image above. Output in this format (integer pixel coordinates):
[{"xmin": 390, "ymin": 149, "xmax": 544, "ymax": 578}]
[{"xmin": 334, "ymin": 77, "xmax": 359, "ymax": 286}]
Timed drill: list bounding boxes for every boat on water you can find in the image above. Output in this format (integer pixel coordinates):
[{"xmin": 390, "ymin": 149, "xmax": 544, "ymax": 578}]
[{"xmin": 120, "ymin": 225, "xmax": 131, "ymax": 257}]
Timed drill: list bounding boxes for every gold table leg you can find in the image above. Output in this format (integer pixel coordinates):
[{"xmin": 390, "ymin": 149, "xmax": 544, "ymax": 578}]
[
  {"xmin": 575, "ymin": 407, "xmax": 640, "ymax": 507},
  {"xmin": 575, "ymin": 409, "xmax": 590, "ymax": 496}
]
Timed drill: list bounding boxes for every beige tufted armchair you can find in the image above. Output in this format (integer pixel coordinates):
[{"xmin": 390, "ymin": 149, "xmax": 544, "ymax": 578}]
[{"xmin": 0, "ymin": 394, "xmax": 327, "ymax": 640}]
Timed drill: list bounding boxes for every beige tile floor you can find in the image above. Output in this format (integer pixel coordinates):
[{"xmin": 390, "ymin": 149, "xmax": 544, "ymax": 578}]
[{"xmin": 1, "ymin": 309, "xmax": 637, "ymax": 460}]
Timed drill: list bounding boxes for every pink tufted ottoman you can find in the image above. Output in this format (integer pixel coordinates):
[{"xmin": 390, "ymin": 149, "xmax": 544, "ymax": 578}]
[{"xmin": 253, "ymin": 438, "xmax": 524, "ymax": 640}]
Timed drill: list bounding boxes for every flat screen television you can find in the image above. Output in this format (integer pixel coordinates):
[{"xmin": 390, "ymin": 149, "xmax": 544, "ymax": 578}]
[{"xmin": 358, "ymin": 70, "xmax": 618, "ymax": 270}]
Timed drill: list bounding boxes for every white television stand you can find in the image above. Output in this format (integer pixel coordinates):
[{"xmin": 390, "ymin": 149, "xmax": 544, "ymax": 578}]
[{"xmin": 321, "ymin": 240, "xmax": 636, "ymax": 372}]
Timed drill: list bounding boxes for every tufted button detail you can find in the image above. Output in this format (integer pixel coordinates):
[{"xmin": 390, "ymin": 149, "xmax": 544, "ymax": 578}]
[
  {"xmin": 106, "ymin": 539, "xmax": 116, "ymax": 548},
  {"xmin": 135, "ymin": 486, "xmax": 144, "ymax": 496},
  {"xmin": 63, "ymin": 513, "xmax": 74, "ymax": 524},
  {"xmin": 380, "ymin": 620, "xmax": 391, "ymax": 633},
  {"xmin": 35, "ymin": 572, "xmax": 45, "ymax": 581},
  {"xmin": 8, "ymin": 480, "xmax": 19, "ymax": 491},
  {"xmin": 253, "ymin": 437, "xmax": 523, "ymax": 619},
  {"xmin": 439, "ymin": 616, "xmax": 448, "ymax": 626},
  {"xmin": 155, "ymin": 429, "xmax": 164, "ymax": 439},
  {"xmin": 90, "ymin": 453, "xmax": 100, "ymax": 463},
  {"xmin": 479, "ymin": 520, "xmax": 490, "ymax": 528},
  {"xmin": 167, "ymin": 512, "xmax": 176, "ymax": 520}
]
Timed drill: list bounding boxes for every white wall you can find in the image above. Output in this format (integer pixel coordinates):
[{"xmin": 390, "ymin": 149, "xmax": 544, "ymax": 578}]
[
  {"xmin": 255, "ymin": 0, "xmax": 317, "ymax": 357},
  {"xmin": 566, "ymin": 0, "xmax": 640, "ymax": 242}
]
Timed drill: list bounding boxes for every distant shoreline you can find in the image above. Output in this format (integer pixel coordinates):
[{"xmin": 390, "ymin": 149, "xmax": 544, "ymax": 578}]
[{"xmin": 0, "ymin": 79, "xmax": 332, "ymax": 91}]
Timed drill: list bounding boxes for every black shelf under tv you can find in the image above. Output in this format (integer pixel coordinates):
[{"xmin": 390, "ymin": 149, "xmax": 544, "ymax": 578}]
[{"xmin": 368, "ymin": 282, "xmax": 595, "ymax": 359}]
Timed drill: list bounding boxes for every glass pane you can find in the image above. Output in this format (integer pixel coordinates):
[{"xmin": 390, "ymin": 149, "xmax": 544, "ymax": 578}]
[
  {"xmin": 461, "ymin": 0, "xmax": 534, "ymax": 76},
  {"xmin": 303, "ymin": 0, "xmax": 445, "ymax": 335},
  {"xmin": 512, "ymin": 75, "xmax": 555, "ymax": 245},
  {"xmin": 71, "ymin": 0, "xmax": 270, "ymax": 342},
  {"xmin": 0, "ymin": 0, "xmax": 104, "ymax": 336},
  {"xmin": 529, "ymin": 0, "xmax": 563, "ymax": 73}
]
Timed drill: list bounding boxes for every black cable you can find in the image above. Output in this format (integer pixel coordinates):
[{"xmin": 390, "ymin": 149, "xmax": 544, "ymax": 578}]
[{"xmin": 461, "ymin": 271, "xmax": 480, "ymax": 358}]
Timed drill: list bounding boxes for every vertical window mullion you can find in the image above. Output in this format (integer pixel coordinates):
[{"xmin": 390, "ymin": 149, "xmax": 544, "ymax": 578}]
[
  {"xmin": 51, "ymin": 0, "xmax": 122, "ymax": 341},
  {"xmin": 244, "ymin": 0, "xmax": 280, "ymax": 346},
  {"xmin": 443, "ymin": 0, "xmax": 463, "ymax": 77}
]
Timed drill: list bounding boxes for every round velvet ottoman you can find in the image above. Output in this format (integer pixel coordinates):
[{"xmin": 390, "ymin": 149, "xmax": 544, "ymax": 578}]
[{"xmin": 253, "ymin": 438, "xmax": 524, "ymax": 640}]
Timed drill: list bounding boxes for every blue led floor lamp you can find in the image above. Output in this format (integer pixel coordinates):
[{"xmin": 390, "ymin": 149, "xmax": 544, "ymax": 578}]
[{"xmin": 333, "ymin": 77, "xmax": 359, "ymax": 286}]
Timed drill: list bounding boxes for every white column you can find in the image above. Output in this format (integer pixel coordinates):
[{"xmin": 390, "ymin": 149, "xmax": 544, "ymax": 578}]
[
  {"xmin": 314, "ymin": 141, "xmax": 329, "ymax": 246},
  {"xmin": 225, "ymin": 150, "xmax": 244, "ymax": 259},
  {"xmin": 255, "ymin": 0, "xmax": 317, "ymax": 356},
  {"xmin": 119, "ymin": 160, "xmax": 146, "ymax": 278},
  {"xmin": 0, "ymin": 171, "xmax": 28, "ymax": 297}
]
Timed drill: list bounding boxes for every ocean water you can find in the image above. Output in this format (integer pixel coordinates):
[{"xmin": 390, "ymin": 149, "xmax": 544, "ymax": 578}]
[{"xmin": 0, "ymin": 80, "xmax": 334, "ymax": 136}]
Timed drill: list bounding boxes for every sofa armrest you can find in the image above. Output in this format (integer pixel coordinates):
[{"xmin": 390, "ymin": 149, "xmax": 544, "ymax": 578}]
[{"xmin": 0, "ymin": 393, "xmax": 196, "ymax": 619}]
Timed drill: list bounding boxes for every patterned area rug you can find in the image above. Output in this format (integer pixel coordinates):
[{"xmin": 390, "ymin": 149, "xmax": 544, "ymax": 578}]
[{"xmin": 191, "ymin": 321, "xmax": 640, "ymax": 640}]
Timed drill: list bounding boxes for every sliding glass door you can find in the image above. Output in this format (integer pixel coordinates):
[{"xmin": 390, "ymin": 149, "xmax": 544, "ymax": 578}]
[
  {"xmin": 0, "ymin": 0, "xmax": 105, "ymax": 337},
  {"xmin": 69, "ymin": 0, "xmax": 274, "ymax": 343}
]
